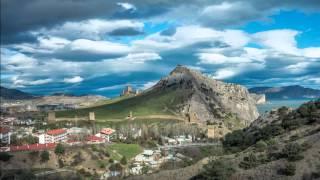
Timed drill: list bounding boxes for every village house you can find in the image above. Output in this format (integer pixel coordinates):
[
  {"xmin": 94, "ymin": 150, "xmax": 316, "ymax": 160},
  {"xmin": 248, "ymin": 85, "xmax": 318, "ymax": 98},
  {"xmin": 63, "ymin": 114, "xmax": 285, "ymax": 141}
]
[
  {"xmin": 39, "ymin": 128, "xmax": 68, "ymax": 144},
  {"xmin": 133, "ymin": 149, "xmax": 163, "ymax": 171},
  {"xmin": 176, "ymin": 135, "xmax": 193, "ymax": 144},
  {"xmin": 95, "ymin": 128, "xmax": 115, "ymax": 142},
  {"xmin": 67, "ymin": 127, "xmax": 90, "ymax": 135},
  {"xmin": 86, "ymin": 135, "xmax": 105, "ymax": 144},
  {"xmin": 0, "ymin": 127, "xmax": 11, "ymax": 144}
]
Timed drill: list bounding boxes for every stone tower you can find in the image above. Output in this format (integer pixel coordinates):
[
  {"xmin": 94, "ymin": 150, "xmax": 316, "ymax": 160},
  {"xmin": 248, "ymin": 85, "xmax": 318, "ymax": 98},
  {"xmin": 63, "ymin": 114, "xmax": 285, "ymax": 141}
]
[{"xmin": 89, "ymin": 112, "xmax": 95, "ymax": 121}]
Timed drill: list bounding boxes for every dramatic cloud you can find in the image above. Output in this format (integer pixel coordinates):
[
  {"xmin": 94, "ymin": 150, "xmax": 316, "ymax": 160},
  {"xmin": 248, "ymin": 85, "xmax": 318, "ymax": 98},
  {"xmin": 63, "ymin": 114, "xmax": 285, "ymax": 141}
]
[{"xmin": 1, "ymin": 0, "xmax": 320, "ymax": 95}]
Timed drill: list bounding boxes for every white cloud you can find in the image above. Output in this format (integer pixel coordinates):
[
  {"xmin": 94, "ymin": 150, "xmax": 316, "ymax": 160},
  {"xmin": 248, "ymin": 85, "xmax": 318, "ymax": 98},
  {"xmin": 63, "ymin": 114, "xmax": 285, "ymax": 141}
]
[
  {"xmin": 197, "ymin": 53, "xmax": 252, "ymax": 64},
  {"xmin": 133, "ymin": 25, "xmax": 249, "ymax": 52},
  {"xmin": 63, "ymin": 76, "xmax": 84, "ymax": 83},
  {"xmin": 117, "ymin": 2, "xmax": 136, "ymax": 11},
  {"xmin": 142, "ymin": 81, "xmax": 157, "ymax": 90},
  {"xmin": 38, "ymin": 36, "xmax": 71, "ymax": 50},
  {"xmin": 211, "ymin": 69, "xmax": 237, "ymax": 79},
  {"xmin": 222, "ymin": 30, "xmax": 250, "ymax": 48},
  {"xmin": 253, "ymin": 29, "xmax": 300, "ymax": 55},
  {"xmin": 302, "ymin": 47, "xmax": 320, "ymax": 58},
  {"xmin": 1, "ymin": 51, "xmax": 38, "ymax": 70},
  {"xmin": 200, "ymin": 1, "xmax": 262, "ymax": 27},
  {"xmin": 96, "ymin": 84, "xmax": 126, "ymax": 91},
  {"xmin": 210, "ymin": 62, "xmax": 265, "ymax": 80},
  {"xmin": 34, "ymin": 19, "xmax": 143, "ymax": 40},
  {"xmin": 285, "ymin": 62, "xmax": 310, "ymax": 74},
  {"xmin": 12, "ymin": 76, "xmax": 53, "ymax": 86},
  {"xmin": 68, "ymin": 39, "xmax": 131, "ymax": 55}
]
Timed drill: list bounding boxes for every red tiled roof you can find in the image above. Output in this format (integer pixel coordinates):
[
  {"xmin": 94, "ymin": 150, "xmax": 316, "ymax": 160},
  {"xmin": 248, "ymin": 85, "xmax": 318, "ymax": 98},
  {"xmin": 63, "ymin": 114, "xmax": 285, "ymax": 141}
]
[
  {"xmin": 87, "ymin": 135, "xmax": 104, "ymax": 142},
  {"xmin": 100, "ymin": 128, "xmax": 115, "ymax": 135},
  {"xmin": 47, "ymin": 129, "xmax": 67, "ymax": 136},
  {"xmin": 10, "ymin": 143, "xmax": 56, "ymax": 152},
  {"xmin": 0, "ymin": 127, "xmax": 10, "ymax": 134}
]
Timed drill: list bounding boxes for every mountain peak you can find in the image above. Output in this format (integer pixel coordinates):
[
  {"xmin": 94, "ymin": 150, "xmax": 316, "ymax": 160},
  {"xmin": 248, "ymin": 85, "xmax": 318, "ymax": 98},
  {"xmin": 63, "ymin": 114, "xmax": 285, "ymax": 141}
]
[
  {"xmin": 170, "ymin": 65, "xmax": 192, "ymax": 75},
  {"xmin": 152, "ymin": 65, "xmax": 259, "ymax": 133}
]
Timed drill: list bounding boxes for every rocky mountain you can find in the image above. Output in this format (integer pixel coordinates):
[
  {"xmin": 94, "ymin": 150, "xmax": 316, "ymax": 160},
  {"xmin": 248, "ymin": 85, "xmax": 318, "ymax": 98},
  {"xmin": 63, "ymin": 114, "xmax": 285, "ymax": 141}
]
[
  {"xmin": 249, "ymin": 85, "xmax": 320, "ymax": 100},
  {"xmin": 152, "ymin": 65, "xmax": 259, "ymax": 125},
  {"xmin": 0, "ymin": 86, "xmax": 35, "ymax": 100},
  {"xmin": 62, "ymin": 65, "xmax": 259, "ymax": 136}
]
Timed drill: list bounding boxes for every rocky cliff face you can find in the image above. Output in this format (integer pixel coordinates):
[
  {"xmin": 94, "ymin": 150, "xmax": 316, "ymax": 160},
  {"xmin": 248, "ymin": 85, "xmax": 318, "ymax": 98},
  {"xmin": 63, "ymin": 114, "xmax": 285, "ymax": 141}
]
[
  {"xmin": 250, "ymin": 93, "xmax": 266, "ymax": 104},
  {"xmin": 151, "ymin": 65, "xmax": 259, "ymax": 130}
]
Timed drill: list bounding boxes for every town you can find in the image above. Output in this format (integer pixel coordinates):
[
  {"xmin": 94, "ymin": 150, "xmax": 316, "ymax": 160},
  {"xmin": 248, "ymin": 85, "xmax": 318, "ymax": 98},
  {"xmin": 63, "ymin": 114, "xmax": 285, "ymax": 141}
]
[{"xmin": 0, "ymin": 85, "xmax": 218, "ymax": 179}]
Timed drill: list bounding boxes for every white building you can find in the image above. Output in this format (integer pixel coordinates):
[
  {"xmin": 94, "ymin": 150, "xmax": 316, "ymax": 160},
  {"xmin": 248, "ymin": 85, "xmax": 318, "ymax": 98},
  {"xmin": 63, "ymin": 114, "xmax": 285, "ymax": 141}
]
[
  {"xmin": 0, "ymin": 127, "xmax": 10, "ymax": 144},
  {"xmin": 95, "ymin": 128, "xmax": 115, "ymax": 142},
  {"xmin": 39, "ymin": 129, "xmax": 68, "ymax": 144}
]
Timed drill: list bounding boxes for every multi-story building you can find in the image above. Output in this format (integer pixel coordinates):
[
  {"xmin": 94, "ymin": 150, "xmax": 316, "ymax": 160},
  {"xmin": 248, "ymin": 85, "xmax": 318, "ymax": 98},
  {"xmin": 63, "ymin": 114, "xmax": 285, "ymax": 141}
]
[
  {"xmin": 39, "ymin": 128, "xmax": 68, "ymax": 144},
  {"xmin": 96, "ymin": 128, "xmax": 115, "ymax": 142},
  {"xmin": 0, "ymin": 127, "xmax": 11, "ymax": 144}
]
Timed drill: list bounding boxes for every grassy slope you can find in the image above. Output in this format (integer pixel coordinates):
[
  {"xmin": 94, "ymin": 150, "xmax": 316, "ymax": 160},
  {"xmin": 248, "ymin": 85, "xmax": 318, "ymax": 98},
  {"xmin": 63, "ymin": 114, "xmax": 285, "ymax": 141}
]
[
  {"xmin": 56, "ymin": 88, "xmax": 190, "ymax": 121},
  {"xmin": 107, "ymin": 143, "xmax": 143, "ymax": 160}
]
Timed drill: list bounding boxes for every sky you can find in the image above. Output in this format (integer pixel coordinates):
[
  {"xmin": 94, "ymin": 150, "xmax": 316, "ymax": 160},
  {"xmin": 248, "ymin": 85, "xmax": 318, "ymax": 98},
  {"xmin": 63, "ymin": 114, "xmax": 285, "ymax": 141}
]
[{"xmin": 1, "ymin": 0, "xmax": 320, "ymax": 97}]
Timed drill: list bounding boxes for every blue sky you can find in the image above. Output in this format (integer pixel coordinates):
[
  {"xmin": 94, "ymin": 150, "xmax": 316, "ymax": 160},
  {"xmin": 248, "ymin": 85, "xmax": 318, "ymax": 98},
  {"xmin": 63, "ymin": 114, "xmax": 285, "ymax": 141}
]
[{"xmin": 1, "ymin": 0, "xmax": 320, "ymax": 97}]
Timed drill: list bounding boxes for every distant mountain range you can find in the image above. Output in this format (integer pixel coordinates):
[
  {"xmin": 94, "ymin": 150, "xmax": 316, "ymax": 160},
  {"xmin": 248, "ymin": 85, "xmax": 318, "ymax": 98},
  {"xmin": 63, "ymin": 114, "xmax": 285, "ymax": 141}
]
[
  {"xmin": 249, "ymin": 85, "xmax": 320, "ymax": 100},
  {"xmin": 0, "ymin": 86, "xmax": 35, "ymax": 100}
]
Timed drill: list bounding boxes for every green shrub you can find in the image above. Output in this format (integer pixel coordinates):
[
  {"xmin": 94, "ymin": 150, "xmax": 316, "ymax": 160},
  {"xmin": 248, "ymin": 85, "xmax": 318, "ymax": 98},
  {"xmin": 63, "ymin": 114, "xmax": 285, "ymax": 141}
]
[
  {"xmin": 281, "ymin": 143, "xmax": 304, "ymax": 161},
  {"xmin": 109, "ymin": 158, "xmax": 114, "ymax": 163},
  {"xmin": 97, "ymin": 160, "xmax": 106, "ymax": 168},
  {"xmin": 223, "ymin": 130, "xmax": 245, "ymax": 150},
  {"xmin": 91, "ymin": 145, "xmax": 98, "ymax": 152},
  {"xmin": 279, "ymin": 163, "xmax": 296, "ymax": 176},
  {"xmin": 40, "ymin": 151, "xmax": 50, "ymax": 162},
  {"xmin": 0, "ymin": 152, "xmax": 13, "ymax": 162},
  {"xmin": 199, "ymin": 159, "xmax": 235, "ymax": 180},
  {"xmin": 54, "ymin": 143, "xmax": 65, "ymax": 155},
  {"xmin": 120, "ymin": 156, "xmax": 127, "ymax": 165},
  {"xmin": 239, "ymin": 153, "xmax": 259, "ymax": 169},
  {"xmin": 255, "ymin": 140, "xmax": 267, "ymax": 152}
]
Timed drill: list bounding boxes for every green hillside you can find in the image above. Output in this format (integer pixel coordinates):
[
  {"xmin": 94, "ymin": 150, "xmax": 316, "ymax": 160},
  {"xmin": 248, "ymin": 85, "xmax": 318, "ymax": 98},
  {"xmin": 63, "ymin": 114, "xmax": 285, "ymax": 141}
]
[{"xmin": 56, "ymin": 88, "xmax": 191, "ymax": 121}]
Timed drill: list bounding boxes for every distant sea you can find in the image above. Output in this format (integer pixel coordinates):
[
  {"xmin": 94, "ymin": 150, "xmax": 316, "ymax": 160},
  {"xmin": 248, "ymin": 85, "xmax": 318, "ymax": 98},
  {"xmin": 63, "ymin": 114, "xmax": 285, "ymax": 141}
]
[{"xmin": 257, "ymin": 99, "xmax": 316, "ymax": 114}]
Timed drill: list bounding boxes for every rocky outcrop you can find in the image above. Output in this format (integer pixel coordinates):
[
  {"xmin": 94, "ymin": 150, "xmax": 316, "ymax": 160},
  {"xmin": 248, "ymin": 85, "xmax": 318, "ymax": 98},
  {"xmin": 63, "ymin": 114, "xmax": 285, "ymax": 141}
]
[
  {"xmin": 151, "ymin": 65, "xmax": 259, "ymax": 134},
  {"xmin": 250, "ymin": 93, "xmax": 266, "ymax": 104}
]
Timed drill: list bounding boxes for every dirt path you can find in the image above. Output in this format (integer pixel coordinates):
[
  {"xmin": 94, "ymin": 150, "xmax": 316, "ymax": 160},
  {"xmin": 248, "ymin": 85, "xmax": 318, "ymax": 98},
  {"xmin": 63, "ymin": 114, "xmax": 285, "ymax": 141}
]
[{"xmin": 135, "ymin": 115, "xmax": 186, "ymax": 121}]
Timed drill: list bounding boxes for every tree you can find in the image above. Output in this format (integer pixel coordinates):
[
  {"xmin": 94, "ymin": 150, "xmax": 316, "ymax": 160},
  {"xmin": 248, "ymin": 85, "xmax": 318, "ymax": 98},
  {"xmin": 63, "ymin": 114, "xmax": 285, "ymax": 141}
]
[
  {"xmin": 120, "ymin": 156, "xmax": 127, "ymax": 165},
  {"xmin": 223, "ymin": 130, "xmax": 245, "ymax": 147},
  {"xmin": 55, "ymin": 143, "xmax": 65, "ymax": 155},
  {"xmin": 239, "ymin": 153, "xmax": 259, "ymax": 169},
  {"xmin": 200, "ymin": 159, "xmax": 235, "ymax": 180},
  {"xmin": 0, "ymin": 152, "xmax": 13, "ymax": 162},
  {"xmin": 41, "ymin": 151, "xmax": 50, "ymax": 162},
  {"xmin": 279, "ymin": 163, "xmax": 296, "ymax": 176}
]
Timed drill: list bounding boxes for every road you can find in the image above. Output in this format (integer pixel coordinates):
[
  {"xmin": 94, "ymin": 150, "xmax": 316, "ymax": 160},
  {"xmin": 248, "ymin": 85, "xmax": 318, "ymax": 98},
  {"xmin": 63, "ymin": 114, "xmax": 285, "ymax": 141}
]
[{"xmin": 157, "ymin": 142, "xmax": 220, "ymax": 149}]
